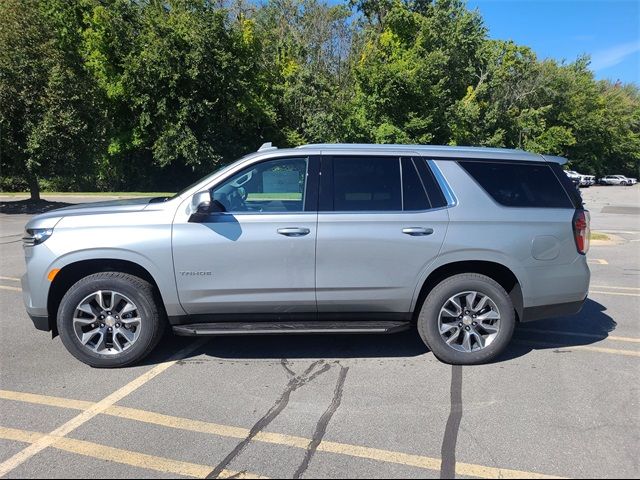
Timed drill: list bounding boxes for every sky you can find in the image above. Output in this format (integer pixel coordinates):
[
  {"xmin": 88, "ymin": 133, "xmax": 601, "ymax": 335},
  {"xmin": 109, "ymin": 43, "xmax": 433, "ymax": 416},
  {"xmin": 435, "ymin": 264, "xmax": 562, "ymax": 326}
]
[{"xmin": 466, "ymin": 0, "xmax": 639, "ymax": 84}]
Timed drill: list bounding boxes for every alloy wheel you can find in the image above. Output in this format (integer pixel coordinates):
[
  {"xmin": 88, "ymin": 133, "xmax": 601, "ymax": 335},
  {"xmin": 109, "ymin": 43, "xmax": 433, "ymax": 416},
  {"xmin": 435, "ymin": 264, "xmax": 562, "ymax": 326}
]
[
  {"xmin": 72, "ymin": 290, "xmax": 142, "ymax": 355},
  {"xmin": 438, "ymin": 290, "xmax": 501, "ymax": 353}
]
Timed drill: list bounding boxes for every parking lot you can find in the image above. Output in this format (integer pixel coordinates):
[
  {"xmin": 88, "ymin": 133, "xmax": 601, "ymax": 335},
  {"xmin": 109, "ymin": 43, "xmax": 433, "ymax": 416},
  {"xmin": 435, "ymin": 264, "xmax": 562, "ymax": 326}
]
[{"xmin": 0, "ymin": 186, "xmax": 638, "ymax": 479}]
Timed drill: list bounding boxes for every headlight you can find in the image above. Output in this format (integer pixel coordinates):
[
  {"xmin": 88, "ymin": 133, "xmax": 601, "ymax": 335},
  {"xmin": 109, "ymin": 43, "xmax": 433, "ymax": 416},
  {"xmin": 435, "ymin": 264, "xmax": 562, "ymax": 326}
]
[{"xmin": 23, "ymin": 228, "xmax": 53, "ymax": 246}]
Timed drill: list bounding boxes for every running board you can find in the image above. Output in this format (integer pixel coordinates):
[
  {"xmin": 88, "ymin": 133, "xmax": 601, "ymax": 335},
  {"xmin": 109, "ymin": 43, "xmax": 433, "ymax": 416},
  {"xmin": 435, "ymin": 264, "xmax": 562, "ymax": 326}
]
[{"xmin": 172, "ymin": 321, "xmax": 410, "ymax": 336}]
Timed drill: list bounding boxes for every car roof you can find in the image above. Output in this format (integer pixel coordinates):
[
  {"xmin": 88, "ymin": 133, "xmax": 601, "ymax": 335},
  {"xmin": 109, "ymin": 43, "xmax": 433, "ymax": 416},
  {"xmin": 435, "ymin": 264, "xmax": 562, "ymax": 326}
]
[{"xmin": 289, "ymin": 143, "xmax": 566, "ymax": 164}]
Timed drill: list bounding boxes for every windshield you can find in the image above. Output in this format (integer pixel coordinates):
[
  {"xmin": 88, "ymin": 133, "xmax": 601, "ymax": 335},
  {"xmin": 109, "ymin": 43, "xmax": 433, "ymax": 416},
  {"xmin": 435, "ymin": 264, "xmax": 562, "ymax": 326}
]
[{"xmin": 171, "ymin": 162, "xmax": 238, "ymax": 199}]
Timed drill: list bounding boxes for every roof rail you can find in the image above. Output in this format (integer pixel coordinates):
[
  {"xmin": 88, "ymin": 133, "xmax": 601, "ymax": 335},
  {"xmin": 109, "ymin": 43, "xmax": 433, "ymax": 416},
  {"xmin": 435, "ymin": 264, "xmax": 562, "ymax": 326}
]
[{"xmin": 258, "ymin": 142, "xmax": 277, "ymax": 152}]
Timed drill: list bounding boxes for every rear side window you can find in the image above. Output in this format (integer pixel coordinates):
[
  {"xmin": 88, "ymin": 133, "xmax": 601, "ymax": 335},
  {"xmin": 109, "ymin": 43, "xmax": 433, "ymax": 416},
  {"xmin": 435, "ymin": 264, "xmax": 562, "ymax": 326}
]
[
  {"xmin": 413, "ymin": 159, "xmax": 448, "ymax": 208},
  {"xmin": 459, "ymin": 161, "xmax": 574, "ymax": 208},
  {"xmin": 401, "ymin": 158, "xmax": 430, "ymax": 211},
  {"xmin": 549, "ymin": 163, "xmax": 583, "ymax": 208},
  {"xmin": 332, "ymin": 156, "xmax": 402, "ymax": 211}
]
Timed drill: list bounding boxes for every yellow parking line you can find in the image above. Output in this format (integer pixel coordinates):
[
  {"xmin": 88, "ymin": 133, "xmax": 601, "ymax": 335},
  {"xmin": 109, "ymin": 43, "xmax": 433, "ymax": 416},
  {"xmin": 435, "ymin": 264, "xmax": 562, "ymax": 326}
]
[
  {"xmin": 0, "ymin": 276, "xmax": 20, "ymax": 282},
  {"xmin": 514, "ymin": 340, "xmax": 640, "ymax": 357},
  {"xmin": 0, "ymin": 339, "xmax": 207, "ymax": 478},
  {"xmin": 591, "ymin": 285, "xmax": 640, "ymax": 291},
  {"xmin": 589, "ymin": 290, "xmax": 640, "ymax": 297},
  {"xmin": 0, "ymin": 426, "xmax": 265, "ymax": 479},
  {"xmin": 0, "ymin": 389, "xmax": 563, "ymax": 479},
  {"xmin": 518, "ymin": 328, "xmax": 640, "ymax": 344},
  {"xmin": 0, "ymin": 285, "xmax": 21, "ymax": 292},
  {"xmin": 587, "ymin": 258, "xmax": 608, "ymax": 265}
]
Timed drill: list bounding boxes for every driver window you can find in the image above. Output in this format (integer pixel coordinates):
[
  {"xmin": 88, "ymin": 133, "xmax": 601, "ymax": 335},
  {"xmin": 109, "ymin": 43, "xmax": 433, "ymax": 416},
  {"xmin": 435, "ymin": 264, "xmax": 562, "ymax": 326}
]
[{"xmin": 211, "ymin": 157, "xmax": 308, "ymax": 213}]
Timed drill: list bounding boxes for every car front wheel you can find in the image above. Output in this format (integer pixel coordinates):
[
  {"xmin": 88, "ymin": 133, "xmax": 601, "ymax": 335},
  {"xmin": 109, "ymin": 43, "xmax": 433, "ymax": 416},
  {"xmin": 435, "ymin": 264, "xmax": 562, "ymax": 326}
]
[
  {"xmin": 57, "ymin": 272, "xmax": 165, "ymax": 368},
  {"xmin": 417, "ymin": 273, "xmax": 516, "ymax": 365}
]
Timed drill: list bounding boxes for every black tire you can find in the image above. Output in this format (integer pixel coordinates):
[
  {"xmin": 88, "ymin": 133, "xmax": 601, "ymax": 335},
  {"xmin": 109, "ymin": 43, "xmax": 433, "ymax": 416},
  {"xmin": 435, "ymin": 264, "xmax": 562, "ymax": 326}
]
[
  {"xmin": 57, "ymin": 272, "xmax": 166, "ymax": 368},
  {"xmin": 417, "ymin": 273, "xmax": 515, "ymax": 365}
]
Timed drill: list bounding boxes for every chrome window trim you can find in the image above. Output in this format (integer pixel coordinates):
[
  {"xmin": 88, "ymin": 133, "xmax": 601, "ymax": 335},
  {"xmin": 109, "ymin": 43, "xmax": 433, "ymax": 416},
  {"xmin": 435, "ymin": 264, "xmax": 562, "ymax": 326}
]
[{"xmin": 428, "ymin": 159, "xmax": 458, "ymax": 207}]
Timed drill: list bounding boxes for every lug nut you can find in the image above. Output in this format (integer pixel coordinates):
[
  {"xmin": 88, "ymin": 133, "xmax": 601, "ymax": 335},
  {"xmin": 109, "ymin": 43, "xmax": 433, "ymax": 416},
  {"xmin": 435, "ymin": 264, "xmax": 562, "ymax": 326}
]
[
  {"xmin": 458, "ymin": 322, "xmax": 463, "ymax": 327},
  {"xmin": 115, "ymin": 323, "xmax": 120, "ymax": 328},
  {"xmin": 472, "ymin": 322, "xmax": 477, "ymax": 326},
  {"xmin": 115, "ymin": 315, "xmax": 119, "ymax": 319},
  {"xmin": 465, "ymin": 326, "xmax": 471, "ymax": 331},
  {"xmin": 107, "ymin": 311, "xmax": 111, "ymax": 315},
  {"xmin": 100, "ymin": 323, "xmax": 105, "ymax": 328},
  {"xmin": 99, "ymin": 315, "xmax": 104, "ymax": 319},
  {"xmin": 108, "ymin": 327, "xmax": 112, "ymax": 332}
]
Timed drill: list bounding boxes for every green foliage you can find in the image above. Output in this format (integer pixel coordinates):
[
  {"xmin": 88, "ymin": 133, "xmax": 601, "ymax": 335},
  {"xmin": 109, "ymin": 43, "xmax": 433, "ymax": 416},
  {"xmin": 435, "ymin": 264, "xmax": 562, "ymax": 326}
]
[
  {"xmin": 346, "ymin": 0, "xmax": 486, "ymax": 144},
  {"xmin": 0, "ymin": 0, "xmax": 105, "ymax": 198},
  {"xmin": 1, "ymin": 0, "xmax": 638, "ymax": 198}
]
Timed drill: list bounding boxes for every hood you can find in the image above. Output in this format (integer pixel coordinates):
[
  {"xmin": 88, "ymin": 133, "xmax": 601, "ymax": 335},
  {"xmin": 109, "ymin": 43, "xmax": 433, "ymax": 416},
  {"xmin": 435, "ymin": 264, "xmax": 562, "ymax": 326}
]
[{"xmin": 25, "ymin": 197, "xmax": 162, "ymax": 230}]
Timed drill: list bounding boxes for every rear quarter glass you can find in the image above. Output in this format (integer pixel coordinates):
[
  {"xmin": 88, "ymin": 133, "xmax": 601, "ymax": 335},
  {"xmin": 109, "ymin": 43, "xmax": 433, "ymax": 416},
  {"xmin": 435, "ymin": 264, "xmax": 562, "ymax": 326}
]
[
  {"xmin": 414, "ymin": 158, "xmax": 448, "ymax": 208},
  {"xmin": 458, "ymin": 161, "xmax": 577, "ymax": 209}
]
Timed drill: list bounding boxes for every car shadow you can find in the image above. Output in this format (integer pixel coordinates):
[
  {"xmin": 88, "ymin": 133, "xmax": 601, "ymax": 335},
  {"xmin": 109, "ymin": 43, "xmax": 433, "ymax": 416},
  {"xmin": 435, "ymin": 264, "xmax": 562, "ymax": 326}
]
[
  {"xmin": 140, "ymin": 298, "xmax": 617, "ymax": 366},
  {"xmin": 0, "ymin": 199, "xmax": 72, "ymax": 214},
  {"xmin": 142, "ymin": 329, "xmax": 429, "ymax": 366},
  {"xmin": 494, "ymin": 298, "xmax": 617, "ymax": 362}
]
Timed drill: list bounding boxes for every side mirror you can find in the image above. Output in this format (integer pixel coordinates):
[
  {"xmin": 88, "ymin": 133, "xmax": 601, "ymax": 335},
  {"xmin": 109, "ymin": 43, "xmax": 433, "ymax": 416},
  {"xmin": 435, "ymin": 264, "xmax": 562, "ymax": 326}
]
[
  {"xmin": 192, "ymin": 191, "xmax": 212, "ymax": 214},
  {"xmin": 189, "ymin": 191, "xmax": 226, "ymax": 222}
]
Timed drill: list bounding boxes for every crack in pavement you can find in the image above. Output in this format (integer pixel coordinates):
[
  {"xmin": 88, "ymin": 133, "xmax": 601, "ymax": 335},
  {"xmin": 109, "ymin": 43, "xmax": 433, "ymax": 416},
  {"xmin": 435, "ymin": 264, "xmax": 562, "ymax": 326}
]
[
  {"xmin": 293, "ymin": 364, "xmax": 349, "ymax": 479},
  {"xmin": 206, "ymin": 360, "xmax": 331, "ymax": 479},
  {"xmin": 281, "ymin": 358, "xmax": 297, "ymax": 378},
  {"xmin": 440, "ymin": 365, "xmax": 463, "ymax": 479}
]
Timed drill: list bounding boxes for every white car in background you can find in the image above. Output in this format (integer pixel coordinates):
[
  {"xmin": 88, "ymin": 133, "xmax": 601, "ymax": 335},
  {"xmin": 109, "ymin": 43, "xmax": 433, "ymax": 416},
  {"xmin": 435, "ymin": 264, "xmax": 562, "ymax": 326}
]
[
  {"xmin": 579, "ymin": 175, "xmax": 595, "ymax": 187},
  {"xmin": 599, "ymin": 175, "xmax": 634, "ymax": 186},
  {"xmin": 565, "ymin": 170, "xmax": 582, "ymax": 186}
]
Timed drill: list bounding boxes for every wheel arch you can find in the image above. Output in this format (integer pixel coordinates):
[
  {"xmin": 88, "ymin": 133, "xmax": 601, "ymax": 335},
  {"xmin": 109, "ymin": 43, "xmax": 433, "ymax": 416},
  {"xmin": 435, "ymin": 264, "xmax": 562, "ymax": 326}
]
[
  {"xmin": 47, "ymin": 259, "xmax": 166, "ymax": 336},
  {"xmin": 413, "ymin": 260, "xmax": 523, "ymax": 322}
]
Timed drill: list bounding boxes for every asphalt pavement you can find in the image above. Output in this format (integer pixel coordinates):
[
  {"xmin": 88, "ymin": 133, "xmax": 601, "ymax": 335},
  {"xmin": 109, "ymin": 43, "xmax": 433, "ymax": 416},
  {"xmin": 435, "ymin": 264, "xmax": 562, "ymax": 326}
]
[{"xmin": 0, "ymin": 186, "xmax": 638, "ymax": 479}]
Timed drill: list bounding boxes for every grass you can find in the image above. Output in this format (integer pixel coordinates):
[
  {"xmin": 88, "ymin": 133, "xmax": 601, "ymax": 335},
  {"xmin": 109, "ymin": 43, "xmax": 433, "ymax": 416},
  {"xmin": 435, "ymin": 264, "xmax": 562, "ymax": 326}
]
[
  {"xmin": 590, "ymin": 231, "xmax": 610, "ymax": 241},
  {"xmin": 0, "ymin": 191, "xmax": 173, "ymax": 197}
]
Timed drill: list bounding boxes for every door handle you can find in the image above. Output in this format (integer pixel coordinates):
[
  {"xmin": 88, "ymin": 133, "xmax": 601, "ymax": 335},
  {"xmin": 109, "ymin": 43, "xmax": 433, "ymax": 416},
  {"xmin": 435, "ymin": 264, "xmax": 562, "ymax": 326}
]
[
  {"xmin": 402, "ymin": 227, "xmax": 434, "ymax": 236},
  {"xmin": 277, "ymin": 227, "xmax": 311, "ymax": 237}
]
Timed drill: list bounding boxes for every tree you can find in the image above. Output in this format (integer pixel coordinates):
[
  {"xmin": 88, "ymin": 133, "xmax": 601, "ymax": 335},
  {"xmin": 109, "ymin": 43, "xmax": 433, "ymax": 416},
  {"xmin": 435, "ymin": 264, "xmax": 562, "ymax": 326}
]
[
  {"xmin": 253, "ymin": 0, "xmax": 355, "ymax": 146},
  {"xmin": 0, "ymin": 0, "xmax": 104, "ymax": 200},
  {"xmin": 345, "ymin": 0, "xmax": 486, "ymax": 144},
  {"xmin": 1, "ymin": 0, "xmax": 638, "ymax": 194}
]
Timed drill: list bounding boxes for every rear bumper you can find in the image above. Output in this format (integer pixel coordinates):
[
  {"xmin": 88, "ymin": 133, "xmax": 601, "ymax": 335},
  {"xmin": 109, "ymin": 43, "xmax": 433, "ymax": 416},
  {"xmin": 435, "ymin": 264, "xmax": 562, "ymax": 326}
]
[
  {"xmin": 520, "ymin": 297, "xmax": 586, "ymax": 323},
  {"xmin": 521, "ymin": 255, "xmax": 590, "ymax": 310}
]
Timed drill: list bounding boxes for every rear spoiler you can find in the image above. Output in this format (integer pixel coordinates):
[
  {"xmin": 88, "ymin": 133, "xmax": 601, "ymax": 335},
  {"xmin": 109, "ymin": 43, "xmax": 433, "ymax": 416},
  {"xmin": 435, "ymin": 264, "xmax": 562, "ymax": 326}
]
[{"xmin": 541, "ymin": 155, "xmax": 568, "ymax": 165}]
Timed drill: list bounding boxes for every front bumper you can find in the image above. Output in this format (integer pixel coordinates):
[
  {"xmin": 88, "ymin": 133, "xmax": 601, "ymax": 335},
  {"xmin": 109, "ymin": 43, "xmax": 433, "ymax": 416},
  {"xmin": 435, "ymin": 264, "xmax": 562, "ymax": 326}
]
[
  {"xmin": 21, "ymin": 272, "xmax": 49, "ymax": 318},
  {"xmin": 28, "ymin": 313, "xmax": 51, "ymax": 332}
]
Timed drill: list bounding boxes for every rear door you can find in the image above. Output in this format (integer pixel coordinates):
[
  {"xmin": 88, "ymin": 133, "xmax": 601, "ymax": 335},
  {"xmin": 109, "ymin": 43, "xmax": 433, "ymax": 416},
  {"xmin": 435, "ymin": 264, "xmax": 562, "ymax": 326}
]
[{"xmin": 315, "ymin": 153, "xmax": 449, "ymax": 314}]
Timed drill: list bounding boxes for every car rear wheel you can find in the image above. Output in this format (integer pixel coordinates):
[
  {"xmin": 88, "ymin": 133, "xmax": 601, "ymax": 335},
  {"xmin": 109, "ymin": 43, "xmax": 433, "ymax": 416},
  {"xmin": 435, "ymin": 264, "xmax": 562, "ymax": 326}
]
[
  {"xmin": 57, "ymin": 272, "xmax": 165, "ymax": 368},
  {"xmin": 417, "ymin": 273, "xmax": 515, "ymax": 365}
]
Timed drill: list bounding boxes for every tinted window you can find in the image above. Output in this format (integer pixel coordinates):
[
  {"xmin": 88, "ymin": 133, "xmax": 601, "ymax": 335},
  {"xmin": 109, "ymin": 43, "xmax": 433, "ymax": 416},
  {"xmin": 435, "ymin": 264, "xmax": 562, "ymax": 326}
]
[
  {"xmin": 333, "ymin": 157, "xmax": 401, "ymax": 211},
  {"xmin": 459, "ymin": 161, "xmax": 574, "ymax": 208},
  {"xmin": 212, "ymin": 157, "xmax": 308, "ymax": 213},
  {"xmin": 549, "ymin": 163, "xmax": 583, "ymax": 208},
  {"xmin": 401, "ymin": 158, "xmax": 430, "ymax": 211},
  {"xmin": 413, "ymin": 158, "xmax": 448, "ymax": 208}
]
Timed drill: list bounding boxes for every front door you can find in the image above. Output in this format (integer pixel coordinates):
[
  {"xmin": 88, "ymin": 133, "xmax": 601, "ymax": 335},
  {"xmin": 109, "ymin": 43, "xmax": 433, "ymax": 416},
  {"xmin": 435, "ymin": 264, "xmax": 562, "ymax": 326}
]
[{"xmin": 172, "ymin": 156, "xmax": 319, "ymax": 316}]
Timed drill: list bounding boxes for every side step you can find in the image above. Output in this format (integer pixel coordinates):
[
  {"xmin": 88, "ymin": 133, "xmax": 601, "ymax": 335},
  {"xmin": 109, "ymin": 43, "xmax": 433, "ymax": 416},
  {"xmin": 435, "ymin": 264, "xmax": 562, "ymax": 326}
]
[{"xmin": 172, "ymin": 321, "xmax": 410, "ymax": 336}]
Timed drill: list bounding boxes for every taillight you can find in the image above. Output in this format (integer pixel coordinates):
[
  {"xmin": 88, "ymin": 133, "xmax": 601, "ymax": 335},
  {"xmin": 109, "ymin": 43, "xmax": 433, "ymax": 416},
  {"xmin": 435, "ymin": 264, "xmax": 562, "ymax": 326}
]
[{"xmin": 573, "ymin": 209, "xmax": 590, "ymax": 255}]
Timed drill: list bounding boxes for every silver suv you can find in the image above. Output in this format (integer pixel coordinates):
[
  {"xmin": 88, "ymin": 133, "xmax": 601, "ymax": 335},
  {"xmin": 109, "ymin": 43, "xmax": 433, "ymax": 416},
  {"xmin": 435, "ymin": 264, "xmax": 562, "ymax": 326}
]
[{"xmin": 22, "ymin": 144, "xmax": 591, "ymax": 367}]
